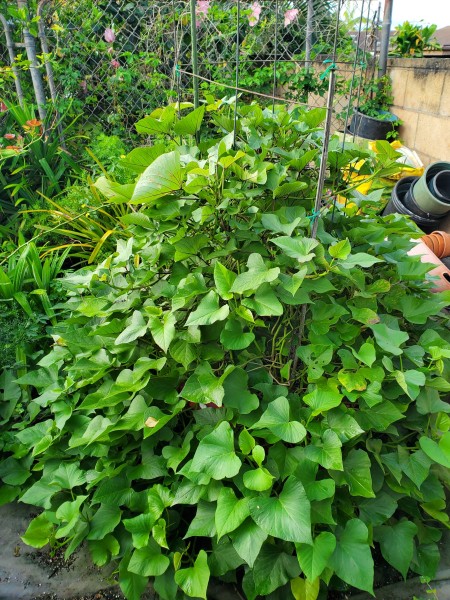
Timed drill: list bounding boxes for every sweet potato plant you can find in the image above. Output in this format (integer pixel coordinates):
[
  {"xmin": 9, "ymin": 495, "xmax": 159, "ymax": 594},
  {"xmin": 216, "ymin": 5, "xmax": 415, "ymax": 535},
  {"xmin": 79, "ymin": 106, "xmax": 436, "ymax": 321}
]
[{"xmin": 1, "ymin": 100, "xmax": 449, "ymax": 600}]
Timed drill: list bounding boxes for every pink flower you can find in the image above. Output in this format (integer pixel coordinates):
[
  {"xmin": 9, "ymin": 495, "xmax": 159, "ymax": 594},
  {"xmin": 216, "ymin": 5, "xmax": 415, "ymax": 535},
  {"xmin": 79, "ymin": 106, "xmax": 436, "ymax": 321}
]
[
  {"xmin": 0, "ymin": 101, "xmax": 7, "ymax": 113},
  {"xmin": 248, "ymin": 1, "xmax": 261, "ymax": 26},
  {"xmin": 4, "ymin": 133, "xmax": 15, "ymax": 140},
  {"xmin": 107, "ymin": 46, "xmax": 114, "ymax": 54},
  {"xmin": 284, "ymin": 8, "xmax": 299, "ymax": 26},
  {"xmin": 196, "ymin": 0, "xmax": 210, "ymax": 26},
  {"xmin": 110, "ymin": 59, "xmax": 120, "ymax": 69},
  {"xmin": 196, "ymin": 0, "xmax": 209, "ymax": 16},
  {"xmin": 104, "ymin": 28, "xmax": 116, "ymax": 43}
]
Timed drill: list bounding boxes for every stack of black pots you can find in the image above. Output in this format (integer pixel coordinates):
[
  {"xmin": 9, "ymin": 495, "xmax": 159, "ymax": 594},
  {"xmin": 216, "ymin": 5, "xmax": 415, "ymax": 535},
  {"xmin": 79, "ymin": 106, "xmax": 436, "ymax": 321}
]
[{"xmin": 382, "ymin": 162, "xmax": 450, "ymax": 233}]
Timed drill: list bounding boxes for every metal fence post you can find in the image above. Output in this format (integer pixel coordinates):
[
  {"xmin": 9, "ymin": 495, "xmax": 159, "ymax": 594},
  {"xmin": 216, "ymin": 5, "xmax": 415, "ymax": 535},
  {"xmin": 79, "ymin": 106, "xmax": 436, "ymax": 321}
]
[
  {"xmin": 189, "ymin": 0, "xmax": 199, "ymax": 110},
  {"xmin": 17, "ymin": 0, "xmax": 47, "ymax": 120},
  {"xmin": 378, "ymin": 0, "xmax": 393, "ymax": 77},
  {"xmin": 0, "ymin": 13, "xmax": 25, "ymax": 106},
  {"xmin": 305, "ymin": 0, "xmax": 314, "ymax": 67},
  {"xmin": 37, "ymin": 0, "xmax": 57, "ymax": 107},
  {"xmin": 37, "ymin": 0, "xmax": 66, "ymax": 147}
]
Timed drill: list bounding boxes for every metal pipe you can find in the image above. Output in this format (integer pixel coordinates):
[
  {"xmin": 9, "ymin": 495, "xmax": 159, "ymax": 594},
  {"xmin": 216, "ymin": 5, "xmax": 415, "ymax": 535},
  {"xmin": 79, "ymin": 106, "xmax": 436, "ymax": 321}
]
[
  {"xmin": 271, "ymin": 0, "xmax": 278, "ymax": 113},
  {"xmin": 17, "ymin": 0, "xmax": 47, "ymax": 120},
  {"xmin": 37, "ymin": 0, "xmax": 57, "ymax": 105},
  {"xmin": 37, "ymin": 0, "xmax": 66, "ymax": 147},
  {"xmin": 341, "ymin": 0, "xmax": 365, "ymax": 145},
  {"xmin": 0, "ymin": 13, "xmax": 25, "ymax": 105},
  {"xmin": 378, "ymin": 0, "xmax": 393, "ymax": 77},
  {"xmin": 189, "ymin": 0, "xmax": 199, "ymax": 110},
  {"xmin": 311, "ymin": 69, "xmax": 336, "ymax": 239},
  {"xmin": 305, "ymin": 0, "xmax": 314, "ymax": 68},
  {"xmin": 233, "ymin": 0, "xmax": 241, "ymax": 148}
]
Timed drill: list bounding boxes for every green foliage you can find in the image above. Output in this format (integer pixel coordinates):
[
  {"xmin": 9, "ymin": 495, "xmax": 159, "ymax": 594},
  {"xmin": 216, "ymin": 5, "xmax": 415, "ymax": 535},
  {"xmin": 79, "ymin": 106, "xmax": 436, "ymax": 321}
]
[
  {"xmin": 1, "ymin": 100, "xmax": 450, "ymax": 600},
  {"xmin": 390, "ymin": 22, "xmax": 441, "ymax": 58},
  {"xmin": 1, "ymin": 0, "xmax": 362, "ymax": 139},
  {"xmin": 358, "ymin": 74, "xmax": 394, "ymax": 117},
  {"xmin": 87, "ymin": 132, "xmax": 131, "ymax": 184},
  {"xmin": 0, "ymin": 101, "xmax": 81, "ymax": 213},
  {"xmin": 356, "ymin": 74, "xmax": 402, "ymax": 139},
  {"xmin": 0, "ymin": 304, "xmax": 42, "ymax": 368}
]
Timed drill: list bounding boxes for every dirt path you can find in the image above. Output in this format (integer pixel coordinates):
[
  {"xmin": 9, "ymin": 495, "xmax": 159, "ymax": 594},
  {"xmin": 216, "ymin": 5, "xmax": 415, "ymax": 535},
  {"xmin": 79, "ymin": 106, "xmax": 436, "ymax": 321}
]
[{"xmin": 0, "ymin": 503, "xmax": 154, "ymax": 600}]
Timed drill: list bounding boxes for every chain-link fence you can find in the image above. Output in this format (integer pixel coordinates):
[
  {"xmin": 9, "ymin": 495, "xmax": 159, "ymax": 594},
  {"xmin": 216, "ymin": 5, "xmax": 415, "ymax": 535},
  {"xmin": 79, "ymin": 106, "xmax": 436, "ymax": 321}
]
[{"xmin": 0, "ymin": 0, "xmax": 381, "ymax": 138}]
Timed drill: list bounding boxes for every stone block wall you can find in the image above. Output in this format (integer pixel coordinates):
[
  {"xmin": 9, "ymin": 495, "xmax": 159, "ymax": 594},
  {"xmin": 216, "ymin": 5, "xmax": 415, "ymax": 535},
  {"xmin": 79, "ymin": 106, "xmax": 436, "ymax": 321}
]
[{"xmin": 388, "ymin": 57, "xmax": 450, "ymax": 166}]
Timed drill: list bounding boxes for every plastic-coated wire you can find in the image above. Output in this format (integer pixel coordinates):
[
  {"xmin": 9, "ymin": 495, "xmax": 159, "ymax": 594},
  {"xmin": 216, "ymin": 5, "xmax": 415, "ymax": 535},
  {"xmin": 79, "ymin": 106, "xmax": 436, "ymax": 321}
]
[
  {"xmin": 172, "ymin": 0, "xmax": 181, "ymax": 120},
  {"xmin": 313, "ymin": 0, "xmax": 341, "ymax": 233},
  {"xmin": 330, "ymin": 0, "xmax": 342, "ymax": 69},
  {"xmin": 311, "ymin": 67, "xmax": 337, "ymax": 240},
  {"xmin": 233, "ymin": 0, "xmax": 241, "ymax": 149},
  {"xmin": 178, "ymin": 58, "xmax": 376, "ymax": 67},
  {"xmin": 331, "ymin": 1, "xmax": 374, "ymax": 215},
  {"xmin": 342, "ymin": 1, "xmax": 379, "ymax": 213},
  {"xmin": 340, "ymin": 0, "xmax": 366, "ymax": 148},
  {"xmin": 189, "ymin": 0, "xmax": 200, "ymax": 110},
  {"xmin": 333, "ymin": 0, "xmax": 371, "ymax": 218},
  {"xmin": 272, "ymin": 0, "xmax": 279, "ymax": 114},
  {"xmin": 350, "ymin": 0, "xmax": 375, "ymax": 145},
  {"xmin": 176, "ymin": 68, "xmax": 313, "ymax": 108}
]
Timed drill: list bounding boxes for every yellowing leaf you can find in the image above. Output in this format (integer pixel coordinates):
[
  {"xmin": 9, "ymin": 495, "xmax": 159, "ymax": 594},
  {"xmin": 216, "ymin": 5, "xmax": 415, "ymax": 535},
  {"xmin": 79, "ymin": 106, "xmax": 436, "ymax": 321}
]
[{"xmin": 291, "ymin": 577, "xmax": 320, "ymax": 600}]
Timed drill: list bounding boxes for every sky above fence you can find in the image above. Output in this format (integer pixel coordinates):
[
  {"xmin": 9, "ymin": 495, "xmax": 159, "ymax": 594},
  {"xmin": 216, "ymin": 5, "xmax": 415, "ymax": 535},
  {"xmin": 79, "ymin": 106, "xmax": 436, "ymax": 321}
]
[{"xmin": 374, "ymin": 0, "xmax": 449, "ymax": 28}]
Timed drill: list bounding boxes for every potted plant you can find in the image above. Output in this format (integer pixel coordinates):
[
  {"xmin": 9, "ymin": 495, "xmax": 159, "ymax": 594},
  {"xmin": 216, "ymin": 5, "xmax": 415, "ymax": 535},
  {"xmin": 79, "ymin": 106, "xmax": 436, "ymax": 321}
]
[{"xmin": 349, "ymin": 74, "xmax": 401, "ymax": 140}]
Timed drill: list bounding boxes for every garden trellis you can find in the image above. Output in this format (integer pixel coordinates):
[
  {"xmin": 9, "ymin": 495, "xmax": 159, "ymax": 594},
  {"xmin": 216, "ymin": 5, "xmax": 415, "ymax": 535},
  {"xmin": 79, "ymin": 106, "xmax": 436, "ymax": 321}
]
[
  {"xmin": 0, "ymin": 0, "xmax": 380, "ymax": 137},
  {"xmin": 0, "ymin": 0, "xmax": 382, "ymax": 260},
  {"xmin": 0, "ymin": 0, "xmax": 382, "ymax": 279}
]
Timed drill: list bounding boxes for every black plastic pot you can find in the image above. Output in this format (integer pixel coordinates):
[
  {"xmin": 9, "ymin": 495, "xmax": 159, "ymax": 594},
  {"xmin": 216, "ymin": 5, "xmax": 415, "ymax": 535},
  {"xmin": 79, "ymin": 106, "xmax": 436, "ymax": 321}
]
[
  {"xmin": 403, "ymin": 177, "xmax": 441, "ymax": 219},
  {"xmin": 348, "ymin": 108, "xmax": 399, "ymax": 140},
  {"xmin": 382, "ymin": 176, "xmax": 442, "ymax": 232}
]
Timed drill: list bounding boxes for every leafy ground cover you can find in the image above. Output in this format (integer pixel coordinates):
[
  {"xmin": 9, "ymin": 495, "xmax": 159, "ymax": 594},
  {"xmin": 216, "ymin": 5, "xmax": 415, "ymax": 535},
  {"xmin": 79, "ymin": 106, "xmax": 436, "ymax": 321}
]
[{"xmin": 1, "ymin": 99, "xmax": 450, "ymax": 600}]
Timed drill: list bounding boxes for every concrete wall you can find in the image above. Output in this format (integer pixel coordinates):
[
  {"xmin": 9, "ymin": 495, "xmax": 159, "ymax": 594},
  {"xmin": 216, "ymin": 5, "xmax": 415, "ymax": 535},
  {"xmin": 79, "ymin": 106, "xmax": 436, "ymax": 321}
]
[{"xmin": 388, "ymin": 57, "xmax": 450, "ymax": 166}]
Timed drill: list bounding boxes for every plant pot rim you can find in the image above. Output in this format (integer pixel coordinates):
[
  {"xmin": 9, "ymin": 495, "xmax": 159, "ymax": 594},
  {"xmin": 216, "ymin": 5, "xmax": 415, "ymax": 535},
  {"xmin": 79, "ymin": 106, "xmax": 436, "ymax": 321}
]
[
  {"xmin": 354, "ymin": 107, "xmax": 399, "ymax": 123},
  {"xmin": 412, "ymin": 178, "xmax": 450, "ymax": 214}
]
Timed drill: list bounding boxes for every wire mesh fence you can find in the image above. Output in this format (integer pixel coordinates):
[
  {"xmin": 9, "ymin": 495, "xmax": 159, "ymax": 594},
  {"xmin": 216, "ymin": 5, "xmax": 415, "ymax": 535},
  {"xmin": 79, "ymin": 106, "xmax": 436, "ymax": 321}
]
[{"xmin": 0, "ymin": 0, "xmax": 381, "ymax": 138}]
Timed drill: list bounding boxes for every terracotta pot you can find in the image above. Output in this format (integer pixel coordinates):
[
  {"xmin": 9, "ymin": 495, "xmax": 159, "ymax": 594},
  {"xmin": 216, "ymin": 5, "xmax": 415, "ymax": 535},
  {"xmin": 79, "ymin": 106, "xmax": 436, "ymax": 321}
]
[
  {"xmin": 422, "ymin": 231, "xmax": 450, "ymax": 258},
  {"xmin": 430, "ymin": 233, "xmax": 444, "ymax": 256},
  {"xmin": 433, "ymin": 231, "xmax": 450, "ymax": 258},
  {"xmin": 421, "ymin": 235, "xmax": 433, "ymax": 251},
  {"xmin": 407, "ymin": 240, "xmax": 450, "ymax": 292}
]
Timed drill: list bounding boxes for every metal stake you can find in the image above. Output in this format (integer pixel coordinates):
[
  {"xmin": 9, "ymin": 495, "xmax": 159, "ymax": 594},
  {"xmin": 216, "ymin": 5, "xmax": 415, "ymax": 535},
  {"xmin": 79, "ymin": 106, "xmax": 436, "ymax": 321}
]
[
  {"xmin": 233, "ymin": 0, "xmax": 241, "ymax": 149},
  {"xmin": 189, "ymin": 0, "xmax": 199, "ymax": 110},
  {"xmin": 37, "ymin": 0, "xmax": 65, "ymax": 147}
]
